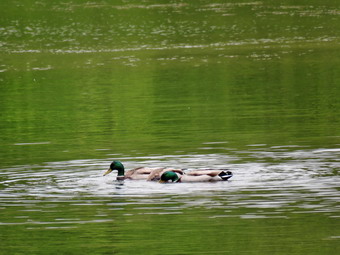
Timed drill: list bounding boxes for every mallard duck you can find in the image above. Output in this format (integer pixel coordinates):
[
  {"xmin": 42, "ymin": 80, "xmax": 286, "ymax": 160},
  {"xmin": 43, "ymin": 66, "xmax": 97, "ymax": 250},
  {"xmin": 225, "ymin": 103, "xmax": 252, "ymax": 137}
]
[
  {"xmin": 159, "ymin": 170, "xmax": 233, "ymax": 183},
  {"xmin": 103, "ymin": 161, "xmax": 184, "ymax": 181}
]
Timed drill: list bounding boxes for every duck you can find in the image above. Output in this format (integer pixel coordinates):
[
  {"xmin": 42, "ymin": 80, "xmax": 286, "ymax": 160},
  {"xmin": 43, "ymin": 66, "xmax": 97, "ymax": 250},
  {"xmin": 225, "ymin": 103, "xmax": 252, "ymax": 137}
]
[
  {"xmin": 103, "ymin": 161, "xmax": 184, "ymax": 181},
  {"xmin": 159, "ymin": 170, "xmax": 233, "ymax": 183}
]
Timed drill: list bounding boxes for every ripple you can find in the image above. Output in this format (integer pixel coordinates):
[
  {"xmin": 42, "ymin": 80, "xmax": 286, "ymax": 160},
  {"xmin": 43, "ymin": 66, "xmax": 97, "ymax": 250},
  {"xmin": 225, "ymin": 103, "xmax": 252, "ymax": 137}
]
[
  {"xmin": 0, "ymin": 148, "xmax": 339, "ymax": 226},
  {"xmin": 3, "ymin": 35, "xmax": 339, "ymax": 55},
  {"xmin": 14, "ymin": 142, "xmax": 51, "ymax": 146}
]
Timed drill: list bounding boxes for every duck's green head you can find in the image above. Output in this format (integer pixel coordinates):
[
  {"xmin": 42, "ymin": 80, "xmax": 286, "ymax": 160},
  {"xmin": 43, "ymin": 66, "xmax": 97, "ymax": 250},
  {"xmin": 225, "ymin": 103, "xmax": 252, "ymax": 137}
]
[
  {"xmin": 160, "ymin": 171, "xmax": 179, "ymax": 183},
  {"xmin": 104, "ymin": 161, "xmax": 125, "ymax": 178}
]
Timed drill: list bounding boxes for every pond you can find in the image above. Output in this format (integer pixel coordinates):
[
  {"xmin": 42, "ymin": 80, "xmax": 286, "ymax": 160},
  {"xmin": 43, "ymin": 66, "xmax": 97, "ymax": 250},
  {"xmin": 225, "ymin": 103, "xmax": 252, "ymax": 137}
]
[{"xmin": 0, "ymin": 1, "xmax": 339, "ymax": 254}]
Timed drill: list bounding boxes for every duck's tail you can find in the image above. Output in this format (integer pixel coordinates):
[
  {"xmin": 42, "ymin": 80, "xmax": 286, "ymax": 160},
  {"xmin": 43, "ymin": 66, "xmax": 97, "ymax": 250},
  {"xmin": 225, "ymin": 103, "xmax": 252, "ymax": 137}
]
[{"xmin": 218, "ymin": 170, "xmax": 233, "ymax": 181}]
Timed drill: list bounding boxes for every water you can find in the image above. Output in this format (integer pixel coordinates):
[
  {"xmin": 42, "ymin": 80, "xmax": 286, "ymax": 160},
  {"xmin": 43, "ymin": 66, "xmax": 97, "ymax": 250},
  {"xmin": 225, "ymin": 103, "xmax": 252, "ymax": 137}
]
[
  {"xmin": 1, "ymin": 0, "xmax": 340, "ymax": 254},
  {"xmin": 1, "ymin": 151, "xmax": 339, "ymax": 254}
]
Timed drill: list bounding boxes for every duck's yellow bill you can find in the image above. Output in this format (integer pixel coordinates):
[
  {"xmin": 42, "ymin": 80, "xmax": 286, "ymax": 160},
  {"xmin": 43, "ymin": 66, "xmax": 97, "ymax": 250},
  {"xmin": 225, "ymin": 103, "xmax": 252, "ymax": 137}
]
[
  {"xmin": 103, "ymin": 168, "xmax": 113, "ymax": 176},
  {"xmin": 159, "ymin": 180, "xmax": 166, "ymax": 183}
]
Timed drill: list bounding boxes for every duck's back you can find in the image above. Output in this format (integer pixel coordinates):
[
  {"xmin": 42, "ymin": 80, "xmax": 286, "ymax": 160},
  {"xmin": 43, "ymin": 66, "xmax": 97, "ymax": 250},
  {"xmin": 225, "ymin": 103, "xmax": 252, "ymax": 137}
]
[{"xmin": 126, "ymin": 167, "xmax": 164, "ymax": 180}]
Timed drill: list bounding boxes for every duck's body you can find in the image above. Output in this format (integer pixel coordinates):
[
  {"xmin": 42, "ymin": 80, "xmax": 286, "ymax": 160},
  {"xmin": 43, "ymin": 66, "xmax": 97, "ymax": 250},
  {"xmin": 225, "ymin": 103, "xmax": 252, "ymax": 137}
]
[
  {"xmin": 160, "ymin": 170, "xmax": 233, "ymax": 183},
  {"xmin": 104, "ymin": 161, "xmax": 233, "ymax": 182},
  {"xmin": 186, "ymin": 169, "xmax": 231, "ymax": 177},
  {"xmin": 123, "ymin": 167, "xmax": 164, "ymax": 180},
  {"xmin": 126, "ymin": 167, "xmax": 184, "ymax": 180},
  {"xmin": 103, "ymin": 161, "xmax": 183, "ymax": 181}
]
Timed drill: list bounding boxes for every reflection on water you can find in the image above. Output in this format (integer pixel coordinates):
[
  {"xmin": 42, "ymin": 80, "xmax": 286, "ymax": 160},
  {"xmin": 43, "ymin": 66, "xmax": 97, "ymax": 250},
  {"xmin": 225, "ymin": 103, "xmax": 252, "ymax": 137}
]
[
  {"xmin": 1, "ymin": 1, "xmax": 339, "ymax": 54},
  {"xmin": 1, "ymin": 148, "xmax": 339, "ymax": 254},
  {"xmin": 1, "ymin": 146, "xmax": 339, "ymax": 216}
]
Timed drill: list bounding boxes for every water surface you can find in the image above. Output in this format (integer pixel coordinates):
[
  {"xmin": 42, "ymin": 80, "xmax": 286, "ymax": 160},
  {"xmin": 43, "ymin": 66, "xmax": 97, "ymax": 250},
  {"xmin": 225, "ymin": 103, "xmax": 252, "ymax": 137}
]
[{"xmin": 0, "ymin": 0, "xmax": 339, "ymax": 254}]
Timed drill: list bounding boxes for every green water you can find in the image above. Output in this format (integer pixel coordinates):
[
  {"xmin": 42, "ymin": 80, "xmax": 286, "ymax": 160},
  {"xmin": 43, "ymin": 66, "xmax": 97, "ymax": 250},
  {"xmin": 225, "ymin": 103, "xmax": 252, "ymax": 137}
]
[{"xmin": 1, "ymin": 1, "xmax": 339, "ymax": 254}]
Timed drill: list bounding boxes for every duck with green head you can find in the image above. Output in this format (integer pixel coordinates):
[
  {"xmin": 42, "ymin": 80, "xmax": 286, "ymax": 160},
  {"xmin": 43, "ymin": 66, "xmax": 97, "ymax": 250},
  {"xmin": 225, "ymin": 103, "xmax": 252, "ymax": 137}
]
[
  {"xmin": 160, "ymin": 170, "xmax": 233, "ymax": 183},
  {"xmin": 103, "ymin": 161, "xmax": 184, "ymax": 181}
]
